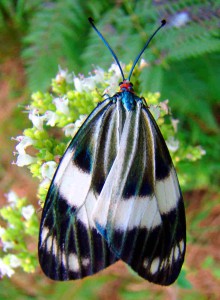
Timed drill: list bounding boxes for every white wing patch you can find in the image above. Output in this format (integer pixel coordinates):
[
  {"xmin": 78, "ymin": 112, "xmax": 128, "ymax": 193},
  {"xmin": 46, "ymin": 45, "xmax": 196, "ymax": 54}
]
[
  {"xmin": 150, "ymin": 257, "xmax": 160, "ymax": 274},
  {"xmin": 41, "ymin": 227, "xmax": 49, "ymax": 244},
  {"xmin": 57, "ymin": 158, "xmax": 91, "ymax": 208},
  {"xmin": 46, "ymin": 236, "xmax": 53, "ymax": 251},
  {"xmin": 94, "ymin": 195, "xmax": 162, "ymax": 231},
  {"xmin": 174, "ymin": 245, "xmax": 179, "ymax": 261},
  {"xmin": 61, "ymin": 251, "xmax": 67, "ymax": 268},
  {"xmin": 52, "ymin": 237, "xmax": 58, "ymax": 256},
  {"xmin": 77, "ymin": 190, "xmax": 97, "ymax": 227},
  {"xmin": 82, "ymin": 258, "xmax": 90, "ymax": 267},
  {"xmin": 54, "ymin": 150, "xmax": 73, "ymax": 184},
  {"xmin": 155, "ymin": 167, "xmax": 180, "ymax": 214},
  {"xmin": 179, "ymin": 239, "xmax": 185, "ymax": 254},
  {"xmin": 68, "ymin": 253, "xmax": 80, "ymax": 272}
]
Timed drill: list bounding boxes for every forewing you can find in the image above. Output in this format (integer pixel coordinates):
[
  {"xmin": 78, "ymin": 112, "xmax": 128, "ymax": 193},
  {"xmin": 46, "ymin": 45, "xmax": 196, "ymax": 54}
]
[
  {"xmin": 38, "ymin": 99, "xmax": 119, "ymax": 280},
  {"xmin": 93, "ymin": 101, "xmax": 186, "ymax": 285}
]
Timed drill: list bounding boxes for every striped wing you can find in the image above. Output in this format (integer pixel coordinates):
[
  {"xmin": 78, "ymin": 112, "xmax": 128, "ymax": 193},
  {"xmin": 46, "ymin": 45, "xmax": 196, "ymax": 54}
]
[
  {"xmin": 93, "ymin": 100, "xmax": 186, "ymax": 285},
  {"xmin": 38, "ymin": 98, "xmax": 121, "ymax": 280}
]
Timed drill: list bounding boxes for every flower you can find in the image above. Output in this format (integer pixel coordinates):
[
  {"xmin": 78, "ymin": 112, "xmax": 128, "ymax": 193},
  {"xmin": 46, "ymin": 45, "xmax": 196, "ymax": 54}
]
[
  {"xmin": 170, "ymin": 12, "xmax": 190, "ymax": 28},
  {"xmin": 41, "ymin": 161, "xmax": 57, "ymax": 179},
  {"xmin": 166, "ymin": 136, "xmax": 179, "ymax": 152},
  {"xmin": 63, "ymin": 123, "xmax": 75, "ymax": 137},
  {"xmin": 63, "ymin": 115, "xmax": 87, "ymax": 137},
  {"xmin": 73, "ymin": 76, "xmax": 84, "ymax": 92},
  {"xmin": 0, "ymin": 227, "xmax": 5, "ymax": 237},
  {"xmin": 21, "ymin": 205, "xmax": 35, "ymax": 221},
  {"xmin": 14, "ymin": 136, "xmax": 35, "ymax": 155},
  {"xmin": 55, "ymin": 67, "xmax": 73, "ymax": 84},
  {"xmin": 13, "ymin": 153, "xmax": 37, "ymax": 167},
  {"xmin": 149, "ymin": 105, "xmax": 161, "ymax": 120},
  {"xmin": 5, "ymin": 191, "xmax": 19, "ymax": 207},
  {"xmin": 29, "ymin": 109, "xmax": 45, "ymax": 131},
  {"xmin": 160, "ymin": 100, "xmax": 169, "ymax": 114},
  {"xmin": 44, "ymin": 111, "xmax": 59, "ymax": 126},
  {"xmin": 171, "ymin": 118, "xmax": 179, "ymax": 133},
  {"xmin": 2, "ymin": 241, "xmax": 14, "ymax": 252},
  {"xmin": 53, "ymin": 97, "xmax": 69, "ymax": 115},
  {"xmin": 9, "ymin": 255, "xmax": 21, "ymax": 268},
  {"xmin": 74, "ymin": 67, "xmax": 105, "ymax": 92},
  {"xmin": 93, "ymin": 68, "xmax": 105, "ymax": 83},
  {"xmin": 0, "ymin": 258, "xmax": 14, "ymax": 277},
  {"xmin": 104, "ymin": 63, "xmax": 124, "ymax": 95},
  {"xmin": 108, "ymin": 62, "xmax": 125, "ymax": 78},
  {"xmin": 198, "ymin": 146, "xmax": 206, "ymax": 156},
  {"xmin": 139, "ymin": 59, "xmax": 149, "ymax": 69}
]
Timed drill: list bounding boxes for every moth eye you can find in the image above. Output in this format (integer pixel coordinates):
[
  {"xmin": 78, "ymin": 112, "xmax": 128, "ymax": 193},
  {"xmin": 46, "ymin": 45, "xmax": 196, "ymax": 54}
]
[{"xmin": 119, "ymin": 82, "xmax": 123, "ymax": 86}]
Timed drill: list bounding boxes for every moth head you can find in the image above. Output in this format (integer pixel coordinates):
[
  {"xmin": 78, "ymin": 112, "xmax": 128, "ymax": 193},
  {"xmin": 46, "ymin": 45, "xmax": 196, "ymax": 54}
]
[{"xmin": 119, "ymin": 80, "xmax": 134, "ymax": 93}]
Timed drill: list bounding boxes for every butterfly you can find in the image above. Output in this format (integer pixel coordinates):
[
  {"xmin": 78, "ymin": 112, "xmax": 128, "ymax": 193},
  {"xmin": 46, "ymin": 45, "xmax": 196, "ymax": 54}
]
[{"xmin": 38, "ymin": 18, "xmax": 186, "ymax": 286}]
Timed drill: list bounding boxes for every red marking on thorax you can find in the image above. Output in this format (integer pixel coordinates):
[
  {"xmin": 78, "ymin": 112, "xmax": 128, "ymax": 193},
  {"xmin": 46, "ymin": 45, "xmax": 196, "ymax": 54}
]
[{"xmin": 119, "ymin": 80, "xmax": 134, "ymax": 93}]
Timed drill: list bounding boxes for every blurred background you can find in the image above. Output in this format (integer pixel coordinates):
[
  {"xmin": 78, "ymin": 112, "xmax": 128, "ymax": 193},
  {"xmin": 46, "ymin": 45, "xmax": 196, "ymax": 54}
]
[{"xmin": 0, "ymin": 1, "xmax": 219, "ymax": 299}]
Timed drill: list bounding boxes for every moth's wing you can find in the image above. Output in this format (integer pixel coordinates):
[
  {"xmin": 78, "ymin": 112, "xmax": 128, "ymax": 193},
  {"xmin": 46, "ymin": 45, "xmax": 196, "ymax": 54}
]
[
  {"xmin": 93, "ymin": 101, "xmax": 186, "ymax": 285},
  {"xmin": 38, "ymin": 99, "xmax": 119, "ymax": 280}
]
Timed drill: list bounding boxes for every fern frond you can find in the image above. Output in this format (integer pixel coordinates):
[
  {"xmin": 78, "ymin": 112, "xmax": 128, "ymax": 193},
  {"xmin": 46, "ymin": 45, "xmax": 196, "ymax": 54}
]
[
  {"xmin": 22, "ymin": 0, "xmax": 220, "ymax": 90},
  {"xmin": 22, "ymin": 1, "xmax": 88, "ymax": 90}
]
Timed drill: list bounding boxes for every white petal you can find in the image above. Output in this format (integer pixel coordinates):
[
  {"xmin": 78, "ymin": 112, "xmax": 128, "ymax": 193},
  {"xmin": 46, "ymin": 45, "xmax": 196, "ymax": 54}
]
[
  {"xmin": 0, "ymin": 259, "xmax": 14, "ymax": 277},
  {"xmin": 15, "ymin": 154, "xmax": 36, "ymax": 167},
  {"xmin": 9, "ymin": 255, "xmax": 21, "ymax": 268},
  {"xmin": 21, "ymin": 205, "xmax": 35, "ymax": 220},
  {"xmin": 5, "ymin": 191, "xmax": 18, "ymax": 206},
  {"xmin": 29, "ymin": 111, "xmax": 45, "ymax": 131},
  {"xmin": 15, "ymin": 136, "xmax": 34, "ymax": 155},
  {"xmin": 45, "ymin": 111, "xmax": 59, "ymax": 126},
  {"xmin": 53, "ymin": 97, "xmax": 69, "ymax": 115},
  {"xmin": 41, "ymin": 161, "xmax": 57, "ymax": 179}
]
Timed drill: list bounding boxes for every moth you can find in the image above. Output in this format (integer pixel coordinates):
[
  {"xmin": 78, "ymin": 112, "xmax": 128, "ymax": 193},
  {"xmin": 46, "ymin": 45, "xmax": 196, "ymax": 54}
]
[{"xmin": 38, "ymin": 18, "xmax": 186, "ymax": 286}]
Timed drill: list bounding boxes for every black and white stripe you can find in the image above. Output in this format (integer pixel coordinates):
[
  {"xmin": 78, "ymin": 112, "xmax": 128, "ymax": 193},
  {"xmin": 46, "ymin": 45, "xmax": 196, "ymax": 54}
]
[{"xmin": 38, "ymin": 92, "xmax": 185, "ymax": 285}]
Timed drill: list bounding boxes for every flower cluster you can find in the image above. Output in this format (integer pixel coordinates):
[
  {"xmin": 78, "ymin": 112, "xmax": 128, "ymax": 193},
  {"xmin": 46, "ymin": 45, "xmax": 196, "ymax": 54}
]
[
  {"xmin": 0, "ymin": 63, "xmax": 205, "ymax": 278},
  {"xmin": 0, "ymin": 192, "xmax": 38, "ymax": 278}
]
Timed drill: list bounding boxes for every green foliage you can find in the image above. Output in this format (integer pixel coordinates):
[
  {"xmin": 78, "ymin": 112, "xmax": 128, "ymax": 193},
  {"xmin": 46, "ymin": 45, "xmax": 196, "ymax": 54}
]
[
  {"xmin": 0, "ymin": 0, "xmax": 42, "ymax": 59},
  {"xmin": 0, "ymin": 0, "xmax": 41, "ymax": 31},
  {"xmin": 203, "ymin": 256, "xmax": 220, "ymax": 280},
  {"xmin": 22, "ymin": 0, "xmax": 111, "ymax": 90},
  {"xmin": 20, "ymin": 1, "xmax": 220, "ymax": 91},
  {"xmin": 84, "ymin": 1, "xmax": 220, "ymax": 65},
  {"xmin": 177, "ymin": 269, "xmax": 192, "ymax": 289}
]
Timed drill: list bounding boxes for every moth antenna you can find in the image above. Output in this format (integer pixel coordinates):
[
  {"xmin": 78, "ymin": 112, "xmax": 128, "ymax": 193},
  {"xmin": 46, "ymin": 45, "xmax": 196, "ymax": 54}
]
[
  {"xmin": 128, "ymin": 20, "xmax": 166, "ymax": 81},
  {"xmin": 88, "ymin": 17, "xmax": 125, "ymax": 81}
]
